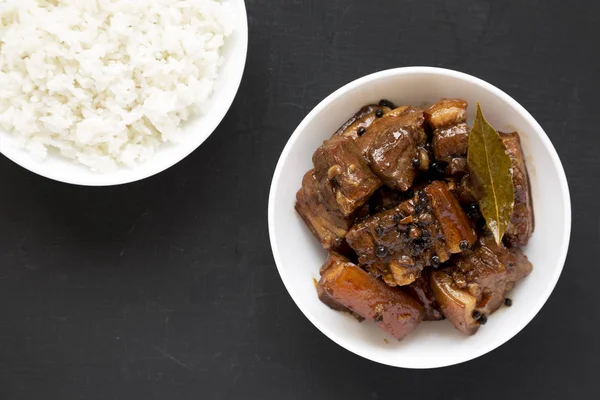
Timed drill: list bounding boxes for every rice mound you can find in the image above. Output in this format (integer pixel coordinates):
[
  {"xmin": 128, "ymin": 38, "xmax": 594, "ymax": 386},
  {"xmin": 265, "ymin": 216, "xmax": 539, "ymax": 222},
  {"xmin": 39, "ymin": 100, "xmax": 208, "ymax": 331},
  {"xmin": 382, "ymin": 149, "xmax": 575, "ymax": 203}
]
[{"xmin": 0, "ymin": 0, "xmax": 233, "ymax": 172}]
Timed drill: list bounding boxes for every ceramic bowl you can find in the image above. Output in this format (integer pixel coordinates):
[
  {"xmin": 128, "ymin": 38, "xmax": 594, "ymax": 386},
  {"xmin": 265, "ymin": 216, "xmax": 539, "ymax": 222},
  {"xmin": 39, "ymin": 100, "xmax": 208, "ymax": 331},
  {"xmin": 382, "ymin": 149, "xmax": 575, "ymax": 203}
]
[
  {"xmin": 268, "ymin": 67, "xmax": 571, "ymax": 369},
  {"xmin": 0, "ymin": 0, "xmax": 248, "ymax": 186}
]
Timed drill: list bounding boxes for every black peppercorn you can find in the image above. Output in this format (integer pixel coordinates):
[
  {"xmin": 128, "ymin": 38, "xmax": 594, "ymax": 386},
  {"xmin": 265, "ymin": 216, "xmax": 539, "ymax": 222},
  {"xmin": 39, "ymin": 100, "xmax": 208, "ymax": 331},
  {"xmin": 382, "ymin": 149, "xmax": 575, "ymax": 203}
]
[
  {"xmin": 379, "ymin": 99, "xmax": 395, "ymax": 108},
  {"xmin": 411, "ymin": 241, "xmax": 424, "ymax": 256},
  {"xmin": 504, "ymin": 298, "xmax": 512, "ymax": 307},
  {"xmin": 459, "ymin": 240, "xmax": 469, "ymax": 251},
  {"xmin": 472, "ymin": 310, "xmax": 482, "ymax": 320},
  {"xmin": 375, "ymin": 109, "xmax": 384, "ymax": 118},
  {"xmin": 393, "ymin": 213, "xmax": 402, "ymax": 224},
  {"xmin": 414, "ymin": 202, "xmax": 425, "ymax": 214},
  {"xmin": 412, "ymin": 157, "xmax": 420, "ymax": 168},
  {"xmin": 478, "ymin": 314, "xmax": 488, "ymax": 325},
  {"xmin": 376, "ymin": 245, "xmax": 388, "ymax": 258},
  {"xmin": 431, "ymin": 255, "xmax": 441, "ymax": 268},
  {"xmin": 415, "ymin": 191, "xmax": 428, "ymax": 213},
  {"xmin": 508, "ymin": 263, "xmax": 515, "ymax": 268},
  {"xmin": 375, "ymin": 225, "xmax": 385, "ymax": 236},
  {"xmin": 467, "ymin": 204, "xmax": 483, "ymax": 223},
  {"xmin": 357, "ymin": 126, "xmax": 366, "ymax": 136},
  {"xmin": 430, "ymin": 161, "xmax": 447, "ymax": 175}
]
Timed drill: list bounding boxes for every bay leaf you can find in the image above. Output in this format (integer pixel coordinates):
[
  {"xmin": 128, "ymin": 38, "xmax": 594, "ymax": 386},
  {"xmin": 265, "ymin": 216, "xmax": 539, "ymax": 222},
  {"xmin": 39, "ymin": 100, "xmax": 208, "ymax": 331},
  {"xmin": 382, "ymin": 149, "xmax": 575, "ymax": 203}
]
[{"xmin": 467, "ymin": 103, "xmax": 515, "ymax": 245}]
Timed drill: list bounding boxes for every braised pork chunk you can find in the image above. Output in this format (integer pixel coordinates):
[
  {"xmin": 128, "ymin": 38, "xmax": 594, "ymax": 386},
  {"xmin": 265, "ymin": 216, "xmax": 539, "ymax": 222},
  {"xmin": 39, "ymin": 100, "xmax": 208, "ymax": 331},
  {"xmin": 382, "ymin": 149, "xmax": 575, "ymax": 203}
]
[
  {"xmin": 318, "ymin": 252, "xmax": 424, "ymax": 340},
  {"xmin": 431, "ymin": 236, "xmax": 532, "ymax": 335},
  {"xmin": 313, "ymin": 136, "xmax": 382, "ymax": 218}
]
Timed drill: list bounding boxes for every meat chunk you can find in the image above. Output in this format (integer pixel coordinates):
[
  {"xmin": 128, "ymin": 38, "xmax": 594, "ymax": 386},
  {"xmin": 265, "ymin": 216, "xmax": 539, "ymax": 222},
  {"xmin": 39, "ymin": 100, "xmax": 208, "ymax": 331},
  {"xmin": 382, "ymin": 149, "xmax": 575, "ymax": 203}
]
[
  {"xmin": 317, "ymin": 252, "xmax": 357, "ymax": 312},
  {"xmin": 426, "ymin": 98, "xmax": 468, "ymax": 128},
  {"xmin": 405, "ymin": 269, "xmax": 443, "ymax": 321},
  {"xmin": 425, "ymin": 99, "xmax": 469, "ymax": 162},
  {"xmin": 364, "ymin": 106, "xmax": 428, "ymax": 191},
  {"xmin": 295, "ymin": 170, "xmax": 353, "ymax": 250},
  {"xmin": 346, "ymin": 181, "xmax": 476, "ymax": 286},
  {"xmin": 333, "ymin": 104, "xmax": 392, "ymax": 140},
  {"xmin": 430, "ymin": 236, "xmax": 533, "ymax": 335},
  {"xmin": 429, "ymin": 270, "xmax": 478, "ymax": 335},
  {"xmin": 425, "ymin": 180, "xmax": 477, "ymax": 254},
  {"xmin": 500, "ymin": 131, "xmax": 534, "ymax": 247},
  {"xmin": 356, "ymin": 105, "xmax": 410, "ymax": 154},
  {"xmin": 313, "ymin": 136, "xmax": 382, "ymax": 217},
  {"xmin": 318, "ymin": 254, "xmax": 424, "ymax": 340}
]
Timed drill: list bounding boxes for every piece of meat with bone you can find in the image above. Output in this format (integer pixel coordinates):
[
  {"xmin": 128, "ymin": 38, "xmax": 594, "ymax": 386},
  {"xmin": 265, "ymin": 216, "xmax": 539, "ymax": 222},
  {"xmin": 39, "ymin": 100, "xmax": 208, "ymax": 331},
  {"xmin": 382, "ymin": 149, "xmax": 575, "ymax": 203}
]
[
  {"xmin": 333, "ymin": 104, "xmax": 393, "ymax": 140},
  {"xmin": 405, "ymin": 269, "xmax": 444, "ymax": 321},
  {"xmin": 365, "ymin": 106, "xmax": 429, "ymax": 191},
  {"xmin": 295, "ymin": 170, "xmax": 353, "ymax": 251},
  {"xmin": 313, "ymin": 136, "xmax": 382, "ymax": 218},
  {"xmin": 425, "ymin": 98, "xmax": 469, "ymax": 163},
  {"xmin": 430, "ymin": 235, "xmax": 533, "ymax": 335},
  {"xmin": 318, "ymin": 252, "xmax": 424, "ymax": 340},
  {"xmin": 500, "ymin": 131, "xmax": 534, "ymax": 247},
  {"xmin": 346, "ymin": 181, "xmax": 476, "ymax": 286}
]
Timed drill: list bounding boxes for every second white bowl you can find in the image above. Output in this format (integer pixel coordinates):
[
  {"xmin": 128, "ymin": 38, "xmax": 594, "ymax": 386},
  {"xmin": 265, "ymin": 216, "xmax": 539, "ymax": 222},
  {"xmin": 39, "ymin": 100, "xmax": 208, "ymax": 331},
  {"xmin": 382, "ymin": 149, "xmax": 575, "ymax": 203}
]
[{"xmin": 268, "ymin": 67, "xmax": 571, "ymax": 369}]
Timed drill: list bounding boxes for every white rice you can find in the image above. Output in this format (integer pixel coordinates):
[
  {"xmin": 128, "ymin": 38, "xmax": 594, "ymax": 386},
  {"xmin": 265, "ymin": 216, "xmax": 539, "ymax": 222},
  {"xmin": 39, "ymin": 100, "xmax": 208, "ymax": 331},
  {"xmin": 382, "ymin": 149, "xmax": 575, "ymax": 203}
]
[{"xmin": 0, "ymin": 0, "xmax": 233, "ymax": 172}]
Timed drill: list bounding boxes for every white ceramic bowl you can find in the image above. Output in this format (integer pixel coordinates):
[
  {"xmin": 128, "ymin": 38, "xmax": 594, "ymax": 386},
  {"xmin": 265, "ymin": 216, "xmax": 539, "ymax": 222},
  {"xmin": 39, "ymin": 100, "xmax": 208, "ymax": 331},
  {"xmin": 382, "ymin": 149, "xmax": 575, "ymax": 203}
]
[
  {"xmin": 268, "ymin": 67, "xmax": 571, "ymax": 369},
  {"xmin": 0, "ymin": 0, "xmax": 248, "ymax": 186}
]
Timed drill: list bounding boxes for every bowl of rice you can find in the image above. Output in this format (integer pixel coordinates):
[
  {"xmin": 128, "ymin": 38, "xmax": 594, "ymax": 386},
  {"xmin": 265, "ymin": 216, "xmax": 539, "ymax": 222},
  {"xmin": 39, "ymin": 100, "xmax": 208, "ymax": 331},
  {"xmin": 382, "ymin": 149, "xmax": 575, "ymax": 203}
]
[{"xmin": 0, "ymin": 0, "xmax": 248, "ymax": 186}]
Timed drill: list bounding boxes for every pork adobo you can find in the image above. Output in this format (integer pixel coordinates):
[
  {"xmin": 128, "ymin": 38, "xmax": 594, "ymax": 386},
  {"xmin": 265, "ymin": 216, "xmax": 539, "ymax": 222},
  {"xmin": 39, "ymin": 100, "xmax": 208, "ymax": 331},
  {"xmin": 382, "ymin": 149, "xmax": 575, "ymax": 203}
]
[{"xmin": 296, "ymin": 98, "xmax": 535, "ymax": 340}]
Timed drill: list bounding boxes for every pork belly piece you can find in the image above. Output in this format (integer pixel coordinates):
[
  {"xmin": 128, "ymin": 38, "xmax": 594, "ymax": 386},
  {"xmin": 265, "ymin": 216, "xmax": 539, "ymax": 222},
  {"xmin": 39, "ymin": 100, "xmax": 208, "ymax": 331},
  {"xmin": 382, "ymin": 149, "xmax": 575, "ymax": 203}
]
[
  {"xmin": 430, "ymin": 236, "xmax": 533, "ymax": 335},
  {"xmin": 425, "ymin": 98, "xmax": 469, "ymax": 162},
  {"xmin": 425, "ymin": 181, "xmax": 477, "ymax": 254},
  {"xmin": 333, "ymin": 104, "xmax": 393, "ymax": 140},
  {"xmin": 365, "ymin": 106, "xmax": 428, "ymax": 191},
  {"xmin": 313, "ymin": 136, "xmax": 382, "ymax": 218},
  {"xmin": 317, "ymin": 252, "xmax": 356, "ymax": 312},
  {"xmin": 346, "ymin": 181, "xmax": 476, "ymax": 286},
  {"xmin": 405, "ymin": 268, "xmax": 444, "ymax": 321},
  {"xmin": 500, "ymin": 131, "xmax": 534, "ymax": 247},
  {"xmin": 295, "ymin": 170, "xmax": 353, "ymax": 251},
  {"xmin": 318, "ymin": 253, "xmax": 424, "ymax": 340},
  {"xmin": 356, "ymin": 105, "xmax": 410, "ymax": 154}
]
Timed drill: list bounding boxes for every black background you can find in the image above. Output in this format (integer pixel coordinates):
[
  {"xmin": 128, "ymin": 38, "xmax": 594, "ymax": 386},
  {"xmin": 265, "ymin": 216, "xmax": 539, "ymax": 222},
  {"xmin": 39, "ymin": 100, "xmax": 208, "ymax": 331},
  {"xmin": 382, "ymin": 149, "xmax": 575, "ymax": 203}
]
[{"xmin": 1, "ymin": 0, "xmax": 599, "ymax": 399}]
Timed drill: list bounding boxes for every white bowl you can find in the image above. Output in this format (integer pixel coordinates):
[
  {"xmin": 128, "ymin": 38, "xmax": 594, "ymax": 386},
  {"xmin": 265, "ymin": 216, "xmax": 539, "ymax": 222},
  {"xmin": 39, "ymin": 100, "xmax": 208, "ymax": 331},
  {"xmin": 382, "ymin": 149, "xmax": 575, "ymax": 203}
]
[
  {"xmin": 0, "ymin": 0, "xmax": 248, "ymax": 186},
  {"xmin": 268, "ymin": 67, "xmax": 571, "ymax": 369}
]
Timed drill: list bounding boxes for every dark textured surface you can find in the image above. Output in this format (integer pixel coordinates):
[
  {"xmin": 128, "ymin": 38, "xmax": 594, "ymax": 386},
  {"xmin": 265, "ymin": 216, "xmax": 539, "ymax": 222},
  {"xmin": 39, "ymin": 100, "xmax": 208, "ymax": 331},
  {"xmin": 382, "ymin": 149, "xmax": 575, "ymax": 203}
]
[{"xmin": 0, "ymin": 0, "xmax": 598, "ymax": 398}]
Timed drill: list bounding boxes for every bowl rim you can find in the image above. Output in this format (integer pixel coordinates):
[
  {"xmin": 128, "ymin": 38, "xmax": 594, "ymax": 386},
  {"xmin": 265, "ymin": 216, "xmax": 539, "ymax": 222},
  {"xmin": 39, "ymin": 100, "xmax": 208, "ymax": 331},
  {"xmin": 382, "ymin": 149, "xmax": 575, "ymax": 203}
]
[
  {"xmin": 0, "ymin": 0, "xmax": 249, "ymax": 187},
  {"xmin": 268, "ymin": 66, "xmax": 572, "ymax": 369}
]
